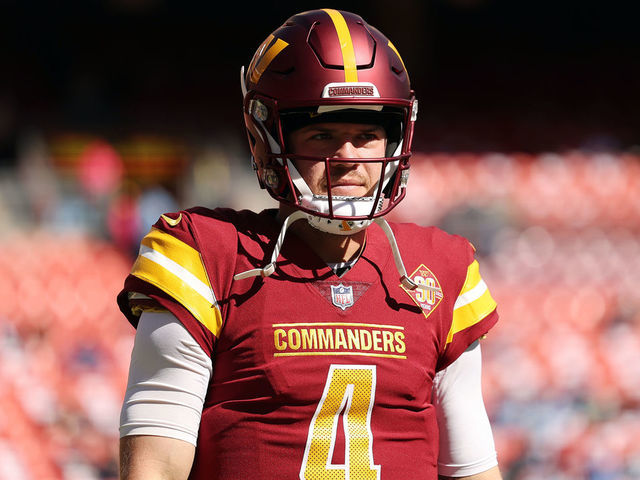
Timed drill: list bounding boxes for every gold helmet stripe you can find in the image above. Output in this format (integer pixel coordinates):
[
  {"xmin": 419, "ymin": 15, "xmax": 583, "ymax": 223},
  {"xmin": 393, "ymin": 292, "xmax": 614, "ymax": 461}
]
[
  {"xmin": 322, "ymin": 9, "xmax": 358, "ymax": 82},
  {"xmin": 249, "ymin": 34, "xmax": 289, "ymax": 84},
  {"xmin": 387, "ymin": 40, "xmax": 409, "ymax": 82}
]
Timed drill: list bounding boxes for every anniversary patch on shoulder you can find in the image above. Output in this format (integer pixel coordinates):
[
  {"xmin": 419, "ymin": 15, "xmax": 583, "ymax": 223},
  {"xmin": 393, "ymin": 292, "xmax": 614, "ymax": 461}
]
[{"xmin": 401, "ymin": 264, "xmax": 444, "ymax": 320}]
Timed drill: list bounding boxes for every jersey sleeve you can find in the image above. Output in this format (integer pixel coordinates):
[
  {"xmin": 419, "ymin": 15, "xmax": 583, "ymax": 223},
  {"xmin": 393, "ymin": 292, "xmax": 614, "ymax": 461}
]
[
  {"xmin": 437, "ymin": 244, "xmax": 498, "ymax": 371},
  {"xmin": 117, "ymin": 210, "xmax": 231, "ymax": 356}
]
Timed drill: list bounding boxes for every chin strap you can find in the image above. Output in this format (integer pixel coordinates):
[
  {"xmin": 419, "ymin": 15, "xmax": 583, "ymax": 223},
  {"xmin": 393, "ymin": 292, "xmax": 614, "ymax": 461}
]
[
  {"xmin": 373, "ymin": 217, "xmax": 439, "ymax": 293},
  {"xmin": 234, "ymin": 211, "xmax": 438, "ymax": 293},
  {"xmin": 233, "ymin": 210, "xmax": 307, "ymax": 281}
]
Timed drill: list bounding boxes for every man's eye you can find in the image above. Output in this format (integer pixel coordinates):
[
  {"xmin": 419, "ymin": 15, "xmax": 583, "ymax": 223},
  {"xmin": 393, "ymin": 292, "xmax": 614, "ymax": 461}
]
[
  {"xmin": 359, "ymin": 133, "xmax": 380, "ymax": 142},
  {"xmin": 310, "ymin": 133, "xmax": 331, "ymax": 140}
]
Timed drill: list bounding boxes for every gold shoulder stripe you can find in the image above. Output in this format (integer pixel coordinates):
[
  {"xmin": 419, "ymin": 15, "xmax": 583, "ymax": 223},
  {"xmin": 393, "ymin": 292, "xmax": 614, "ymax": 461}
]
[
  {"xmin": 140, "ymin": 228, "xmax": 209, "ymax": 286},
  {"xmin": 459, "ymin": 260, "xmax": 482, "ymax": 297},
  {"xmin": 446, "ymin": 260, "xmax": 497, "ymax": 344},
  {"xmin": 131, "ymin": 228, "xmax": 223, "ymax": 336},
  {"xmin": 323, "ymin": 9, "xmax": 358, "ymax": 82}
]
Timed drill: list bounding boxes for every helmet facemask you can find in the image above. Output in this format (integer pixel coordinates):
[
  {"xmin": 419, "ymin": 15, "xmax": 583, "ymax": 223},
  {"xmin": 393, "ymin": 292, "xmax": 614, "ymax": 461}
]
[{"xmin": 243, "ymin": 87, "xmax": 416, "ymax": 235}]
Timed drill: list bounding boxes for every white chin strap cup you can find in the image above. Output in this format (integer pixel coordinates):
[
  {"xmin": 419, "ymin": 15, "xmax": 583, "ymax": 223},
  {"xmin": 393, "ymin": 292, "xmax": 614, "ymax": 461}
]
[{"xmin": 305, "ymin": 213, "xmax": 372, "ymax": 236}]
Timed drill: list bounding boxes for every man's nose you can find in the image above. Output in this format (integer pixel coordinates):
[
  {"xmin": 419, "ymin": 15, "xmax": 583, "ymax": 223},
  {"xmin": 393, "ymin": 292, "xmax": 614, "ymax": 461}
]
[{"xmin": 333, "ymin": 140, "xmax": 359, "ymax": 159}]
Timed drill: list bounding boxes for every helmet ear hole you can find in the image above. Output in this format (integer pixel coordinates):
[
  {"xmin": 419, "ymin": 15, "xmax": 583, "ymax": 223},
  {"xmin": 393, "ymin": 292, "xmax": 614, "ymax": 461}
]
[
  {"xmin": 261, "ymin": 163, "xmax": 291, "ymax": 197},
  {"xmin": 262, "ymin": 167, "xmax": 280, "ymax": 189}
]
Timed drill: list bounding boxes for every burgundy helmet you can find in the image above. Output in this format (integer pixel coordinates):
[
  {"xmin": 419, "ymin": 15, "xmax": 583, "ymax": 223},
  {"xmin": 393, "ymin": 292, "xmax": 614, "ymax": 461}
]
[{"xmin": 241, "ymin": 8, "xmax": 417, "ymax": 235}]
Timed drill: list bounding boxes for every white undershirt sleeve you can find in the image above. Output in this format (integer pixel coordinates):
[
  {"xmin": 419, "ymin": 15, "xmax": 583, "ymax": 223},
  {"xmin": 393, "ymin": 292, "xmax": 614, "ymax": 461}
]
[
  {"xmin": 433, "ymin": 341, "xmax": 498, "ymax": 477},
  {"xmin": 119, "ymin": 311, "xmax": 212, "ymax": 446}
]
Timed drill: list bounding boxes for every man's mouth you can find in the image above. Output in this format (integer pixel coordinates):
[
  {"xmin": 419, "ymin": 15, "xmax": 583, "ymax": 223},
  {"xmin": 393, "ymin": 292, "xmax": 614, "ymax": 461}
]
[{"xmin": 329, "ymin": 182, "xmax": 366, "ymax": 196}]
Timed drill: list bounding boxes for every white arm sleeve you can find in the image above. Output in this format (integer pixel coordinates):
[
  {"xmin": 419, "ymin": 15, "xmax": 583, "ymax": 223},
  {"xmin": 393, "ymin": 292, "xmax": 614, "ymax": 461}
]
[
  {"xmin": 433, "ymin": 341, "xmax": 498, "ymax": 477},
  {"xmin": 119, "ymin": 311, "xmax": 212, "ymax": 446}
]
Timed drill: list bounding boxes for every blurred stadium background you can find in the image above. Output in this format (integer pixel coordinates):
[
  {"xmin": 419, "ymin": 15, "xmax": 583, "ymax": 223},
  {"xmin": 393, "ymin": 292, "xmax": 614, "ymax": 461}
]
[{"xmin": 1, "ymin": 1, "xmax": 639, "ymax": 479}]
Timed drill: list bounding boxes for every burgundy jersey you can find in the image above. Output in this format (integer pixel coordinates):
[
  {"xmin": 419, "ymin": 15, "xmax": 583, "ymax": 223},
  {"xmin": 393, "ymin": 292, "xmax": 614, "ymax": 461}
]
[{"xmin": 118, "ymin": 207, "xmax": 498, "ymax": 480}]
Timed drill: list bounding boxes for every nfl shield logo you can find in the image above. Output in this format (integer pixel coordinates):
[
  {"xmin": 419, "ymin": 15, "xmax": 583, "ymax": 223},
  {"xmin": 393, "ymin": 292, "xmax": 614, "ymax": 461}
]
[{"xmin": 331, "ymin": 284, "xmax": 354, "ymax": 310}]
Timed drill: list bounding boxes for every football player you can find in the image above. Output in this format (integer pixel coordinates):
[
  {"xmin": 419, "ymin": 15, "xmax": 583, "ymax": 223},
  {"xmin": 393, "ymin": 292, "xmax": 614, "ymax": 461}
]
[{"xmin": 118, "ymin": 9, "xmax": 502, "ymax": 480}]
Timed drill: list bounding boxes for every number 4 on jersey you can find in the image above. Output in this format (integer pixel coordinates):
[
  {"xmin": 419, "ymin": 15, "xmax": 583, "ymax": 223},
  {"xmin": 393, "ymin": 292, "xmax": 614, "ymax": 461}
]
[{"xmin": 300, "ymin": 365, "xmax": 381, "ymax": 480}]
